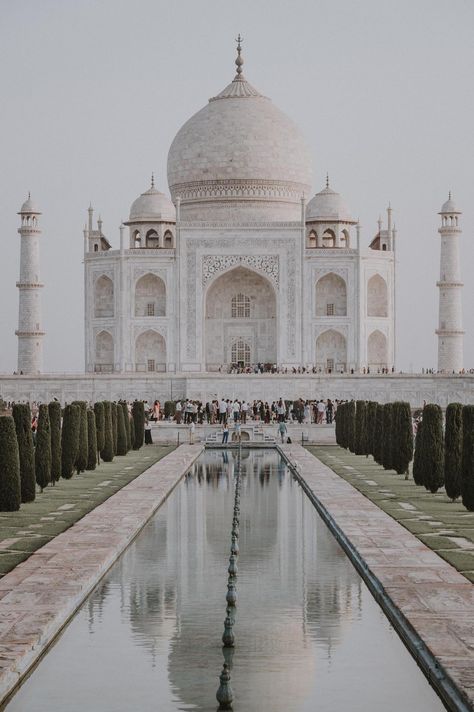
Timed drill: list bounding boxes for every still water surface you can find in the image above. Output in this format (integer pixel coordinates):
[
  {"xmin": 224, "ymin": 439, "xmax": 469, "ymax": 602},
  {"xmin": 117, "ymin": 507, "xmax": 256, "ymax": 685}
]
[{"xmin": 5, "ymin": 449, "xmax": 445, "ymax": 711}]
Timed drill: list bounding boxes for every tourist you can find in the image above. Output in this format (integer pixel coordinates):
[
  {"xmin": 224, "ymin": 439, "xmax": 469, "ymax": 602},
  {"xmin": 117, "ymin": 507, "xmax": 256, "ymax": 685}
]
[
  {"xmin": 222, "ymin": 424, "xmax": 229, "ymax": 444},
  {"xmin": 144, "ymin": 419, "xmax": 153, "ymax": 445},
  {"xmin": 232, "ymin": 399, "xmax": 241, "ymax": 422},
  {"xmin": 241, "ymin": 400, "xmax": 248, "ymax": 423},
  {"xmin": 189, "ymin": 421, "xmax": 195, "ymax": 444},
  {"xmin": 219, "ymin": 398, "xmax": 227, "ymax": 424},
  {"xmin": 317, "ymin": 400, "xmax": 326, "ymax": 424},
  {"xmin": 278, "ymin": 420, "xmax": 288, "ymax": 443},
  {"xmin": 326, "ymin": 399, "xmax": 334, "ymax": 423},
  {"xmin": 175, "ymin": 400, "xmax": 182, "ymax": 423},
  {"xmin": 234, "ymin": 421, "xmax": 241, "ymax": 442}
]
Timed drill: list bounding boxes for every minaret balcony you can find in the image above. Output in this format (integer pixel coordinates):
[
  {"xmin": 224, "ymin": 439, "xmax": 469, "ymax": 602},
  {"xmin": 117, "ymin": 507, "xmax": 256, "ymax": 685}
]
[
  {"xmin": 436, "ymin": 280, "xmax": 463, "ymax": 288},
  {"xmin": 15, "ymin": 330, "xmax": 46, "ymax": 337},
  {"xmin": 16, "ymin": 281, "xmax": 44, "ymax": 289},
  {"xmin": 435, "ymin": 328, "xmax": 465, "ymax": 336}
]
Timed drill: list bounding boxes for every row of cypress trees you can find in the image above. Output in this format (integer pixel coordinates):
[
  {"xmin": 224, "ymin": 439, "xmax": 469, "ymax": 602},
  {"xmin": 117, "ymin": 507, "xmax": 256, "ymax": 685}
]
[{"xmin": 0, "ymin": 399, "xmax": 146, "ymax": 511}]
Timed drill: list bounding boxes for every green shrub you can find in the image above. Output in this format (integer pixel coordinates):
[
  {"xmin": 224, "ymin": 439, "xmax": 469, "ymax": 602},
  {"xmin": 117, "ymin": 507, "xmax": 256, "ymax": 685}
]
[
  {"xmin": 101, "ymin": 401, "xmax": 114, "ymax": 462},
  {"xmin": 94, "ymin": 401, "xmax": 105, "ymax": 457},
  {"xmin": 164, "ymin": 401, "xmax": 176, "ymax": 420},
  {"xmin": 35, "ymin": 404, "xmax": 51, "ymax": 491},
  {"xmin": 72, "ymin": 401, "xmax": 88, "ymax": 474},
  {"xmin": 445, "ymin": 403, "xmax": 463, "ymax": 501},
  {"xmin": 61, "ymin": 404, "xmax": 80, "ymax": 479},
  {"xmin": 346, "ymin": 401, "xmax": 356, "ymax": 453},
  {"xmin": 116, "ymin": 404, "xmax": 127, "ymax": 456},
  {"xmin": 12, "ymin": 403, "xmax": 36, "ymax": 502},
  {"xmin": 412, "ymin": 420, "xmax": 424, "ymax": 486},
  {"xmin": 393, "ymin": 402, "xmax": 413, "ymax": 477},
  {"xmin": 373, "ymin": 404, "xmax": 384, "ymax": 466},
  {"xmin": 354, "ymin": 401, "xmax": 367, "ymax": 456},
  {"xmin": 111, "ymin": 402, "xmax": 118, "ymax": 455},
  {"xmin": 48, "ymin": 401, "xmax": 62, "ymax": 483},
  {"xmin": 86, "ymin": 410, "xmax": 97, "ymax": 471},
  {"xmin": 120, "ymin": 401, "xmax": 131, "ymax": 452},
  {"xmin": 422, "ymin": 404, "xmax": 444, "ymax": 494},
  {"xmin": 130, "ymin": 413, "xmax": 136, "ymax": 452},
  {"xmin": 461, "ymin": 405, "xmax": 474, "ymax": 511},
  {"xmin": 0, "ymin": 416, "xmax": 21, "ymax": 511},
  {"xmin": 382, "ymin": 403, "xmax": 394, "ymax": 470},
  {"xmin": 335, "ymin": 402, "xmax": 342, "ymax": 446},
  {"xmin": 366, "ymin": 401, "xmax": 378, "ymax": 457},
  {"xmin": 132, "ymin": 401, "xmax": 145, "ymax": 450}
]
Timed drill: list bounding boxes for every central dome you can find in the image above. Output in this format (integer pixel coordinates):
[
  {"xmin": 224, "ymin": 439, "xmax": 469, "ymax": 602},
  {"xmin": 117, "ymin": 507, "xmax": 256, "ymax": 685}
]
[{"xmin": 167, "ymin": 47, "xmax": 312, "ymax": 221}]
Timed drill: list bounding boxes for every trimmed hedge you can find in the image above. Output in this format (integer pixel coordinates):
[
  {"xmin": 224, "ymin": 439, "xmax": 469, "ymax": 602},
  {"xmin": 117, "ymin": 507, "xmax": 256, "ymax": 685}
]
[
  {"xmin": 132, "ymin": 401, "xmax": 145, "ymax": 450},
  {"xmin": 373, "ymin": 404, "xmax": 384, "ymax": 466},
  {"xmin": 346, "ymin": 401, "xmax": 356, "ymax": 453},
  {"xmin": 164, "ymin": 401, "xmax": 176, "ymax": 419},
  {"xmin": 461, "ymin": 405, "xmax": 474, "ymax": 511},
  {"xmin": 445, "ymin": 403, "xmax": 463, "ymax": 501},
  {"xmin": 111, "ymin": 402, "xmax": 118, "ymax": 456},
  {"xmin": 86, "ymin": 409, "xmax": 97, "ymax": 471},
  {"xmin": 412, "ymin": 420, "xmax": 424, "ymax": 486},
  {"xmin": 393, "ymin": 402, "xmax": 413, "ymax": 477},
  {"xmin": 116, "ymin": 404, "xmax": 128, "ymax": 456},
  {"xmin": 94, "ymin": 401, "xmax": 105, "ymax": 457},
  {"xmin": 35, "ymin": 404, "xmax": 52, "ymax": 491},
  {"xmin": 354, "ymin": 400, "xmax": 367, "ymax": 456},
  {"xmin": 101, "ymin": 401, "xmax": 114, "ymax": 462},
  {"xmin": 12, "ymin": 403, "xmax": 36, "ymax": 503},
  {"xmin": 120, "ymin": 401, "xmax": 131, "ymax": 452},
  {"xmin": 0, "ymin": 416, "xmax": 21, "ymax": 511},
  {"xmin": 61, "ymin": 404, "xmax": 80, "ymax": 479},
  {"xmin": 422, "ymin": 404, "xmax": 444, "ymax": 494},
  {"xmin": 48, "ymin": 401, "xmax": 62, "ymax": 483},
  {"xmin": 366, "ymin": 401, "xmax": 378, "ymax": 458},
  {"xmin": 72, "ymin": 401, "xmax": 88, "ymax": 474},
  {"xmin": 382, "ymin": 403, "xmax": 394, "ymax": 470}
]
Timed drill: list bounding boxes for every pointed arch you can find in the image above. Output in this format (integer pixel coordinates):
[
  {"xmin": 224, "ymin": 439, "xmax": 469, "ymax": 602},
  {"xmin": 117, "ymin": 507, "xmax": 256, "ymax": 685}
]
[
  {"xmin": 145, "ymin": 229, "xmax": 159, "ymax": 248},
  {"xmin": 133, "ymin": 230, "xmax": 141, "ymax": 248},
  {"xmin": 135, "ymin": 329, "xmax": 166, "ymax": 372},
  {"xmin": 322, "ymin": 229, "xmax": 336, "ymax": 248},
  {"xmin": 307, "ymin": 230, "xmax": 317, "ymax": 248},
  {"xmin": 367, "ymin": 330, "xmax": 387, "ymax": 368},
  {"xmin": 95, "ymin": 330, "xmax": 114, "ymax": 372},
  {"xmin": 135, "ymin": 273, "xmax": 166, "ymax": 316},
  {"xmin": 367, "ymin": 274, "xmax": 388, "ymax": 317},
  {"xmin": 315, "ymin": 329, "xmax": 346, "ymax": 372},
  {"xmin": 315, "ymin": 273, "xmax": 347, "ymax": 316},
  {"xmin": 94, "ymin": 275, "xmax": 114, "ymax": 317},
  {"xmin": 164, "ymin": 230, "xmax": 173, "ymax": 247}
]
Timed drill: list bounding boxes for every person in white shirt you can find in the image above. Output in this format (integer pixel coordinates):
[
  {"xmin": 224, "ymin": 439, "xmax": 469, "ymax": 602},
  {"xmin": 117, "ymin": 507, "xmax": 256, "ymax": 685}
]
[
  {"xmin": 232, "ymin": 399, "xmax": 241, "ymax": 422},
  {"xmin": 175, "ymin": 400, "xmax": 182, "ymax": 424},
  {"xmin": 219, "ymin": 399, "xmax": 227, "ymax": 424},
  {"xmin": 241, "ymin": 400, "xmax": 248, "ymax": 424}
]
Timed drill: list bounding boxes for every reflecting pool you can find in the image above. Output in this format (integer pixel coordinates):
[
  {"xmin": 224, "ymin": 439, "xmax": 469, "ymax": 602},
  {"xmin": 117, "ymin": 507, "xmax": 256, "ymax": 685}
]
[{"xmin": 4, "ymin": 449, "xmax": 445, "ymax": 711}]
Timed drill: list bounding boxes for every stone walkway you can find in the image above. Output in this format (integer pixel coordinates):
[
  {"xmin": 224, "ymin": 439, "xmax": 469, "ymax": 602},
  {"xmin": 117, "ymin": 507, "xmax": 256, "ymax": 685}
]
[
  {"xmin": 282, "ymin": 444, "xmax": 474, "ymax": 711},
  {"xmin": 0, "ymin": 444, "xmax": 203, "ymax": 707},
  {"xmin": 0, "ymin": 444, "xmax": 175, "ymax": 577}
]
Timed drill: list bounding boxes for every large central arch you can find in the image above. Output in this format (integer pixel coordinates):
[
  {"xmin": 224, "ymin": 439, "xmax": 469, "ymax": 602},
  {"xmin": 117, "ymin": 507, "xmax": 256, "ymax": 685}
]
[{"xmin": 204, "ymin": 266, "xmax": 277, "ymax": 370}]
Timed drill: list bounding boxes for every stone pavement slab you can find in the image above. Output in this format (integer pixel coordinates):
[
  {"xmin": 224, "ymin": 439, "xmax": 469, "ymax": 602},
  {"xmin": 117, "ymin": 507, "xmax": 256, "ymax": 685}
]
[
  {"xmin": 0, "ymin": 444, "xmax": 203, "ymax": 707},
  {"xmin": 282, "ymin": 443, "xmax": 474, "ymax": 712}
]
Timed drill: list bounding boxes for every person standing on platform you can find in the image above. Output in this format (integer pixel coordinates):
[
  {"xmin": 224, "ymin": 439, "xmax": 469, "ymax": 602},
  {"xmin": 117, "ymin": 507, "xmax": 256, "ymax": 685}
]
[
  {"xmin": 144, "ymin": 419, "xmax": 153, "ymax": 445},
  {"xmin": 222, "ymin": 424, "xmax": 229, "ymax": 444}
]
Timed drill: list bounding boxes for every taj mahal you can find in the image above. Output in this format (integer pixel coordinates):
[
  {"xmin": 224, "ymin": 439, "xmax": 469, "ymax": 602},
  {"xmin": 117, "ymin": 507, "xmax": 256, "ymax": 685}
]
[{"xmin": 3, "ymin": 39, "xmax": 470, "ymax": 406}]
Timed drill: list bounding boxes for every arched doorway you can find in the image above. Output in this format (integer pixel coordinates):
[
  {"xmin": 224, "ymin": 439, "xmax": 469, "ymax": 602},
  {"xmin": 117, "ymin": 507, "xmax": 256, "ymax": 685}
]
[
  {"xmin": 315, "ymin": 329, "xmax": 346, "ymax": 372},
  {"xmin": 135, "ymin": 274, "xmax": 166, "ymax": 317},
  {"xmin": 367, "ymin": 275, "xmax": 388, "ymax": 317},
  {"xmin": 367, "ymin": 330, "xmax": 387, "ymax": 369},
  {"xmin": 135, "ymin": 330, "xmax": 166, "ymax": 372},
  {"xmin": 94, "ymin": 275, "xmax": 114, "ymax": 317},
  {"xmin": 204, "ymin": 266, "xmax": 277, "ymax": 370},
  {"xmin": 315, "ymin": 273, "xmax": 347, "ymax": 316},
  {"xmin": 95, "ymin": 330, "xmax": 114, "ymax": 372}
]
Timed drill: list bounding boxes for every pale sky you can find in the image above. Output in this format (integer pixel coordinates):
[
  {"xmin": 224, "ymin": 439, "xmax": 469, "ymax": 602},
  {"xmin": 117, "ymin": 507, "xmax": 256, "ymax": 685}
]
[{"xmin": 0, "ymin": 0, "xmax": 473, "ymax": 373}]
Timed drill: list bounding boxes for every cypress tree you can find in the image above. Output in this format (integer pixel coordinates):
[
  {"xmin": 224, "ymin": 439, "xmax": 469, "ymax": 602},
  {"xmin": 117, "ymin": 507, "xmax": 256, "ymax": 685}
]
[
  {"xmin": 422, "ymin": 404, "xmax": 444, "ymax": 494},
  {"xmin": 366, "ymin": 401, "xmax": 378, "ymax": 458},
  {"xmin": 346, "ymin": 401, "xmax": 356, "ymax": 453},
  {"xmin": 354, "ymin": 400, "xmax": 367, "ymax": 456},
  {"xmin": 394, "ymin": 402, "xmax": 413, "ymax": 478},
  {"xmin": 94, "ymin": 401, "xmax": 105, "ymax": 459},
  {"xmin": 461, "ymin": 405, "xmax": 474, "ymax": 511},
  {"xmin": 111, "ymin": 402, "xmax": 118, "ymax": 455},
  {"xmin": 48, "ymin": 401, "xmax": 62, "ymax": 483},
  {"xmin": 35, "ymin": 404, "xmax": 52, "ymax": 492},
  {"xmin": 374, "ymin": 404, "xmax": 384, "ymax": 466},
  {"xmin": 120, "ymin": 401, "xmax": 131, "ymax": 452},
  {"xmin": 0, "ymin": 416, "xmax": 21, "ymax": 511},
  {"xmin": 130, "ymin": 411, "xmax": 136, "ymax": 451},
  {"xmin": 72, "ymin": 401, "xmax": 88, "ymax": 473},
  {"xmin": 101, "ymin": 401, "xmax": 114, "ymax": 462},
  {"xmin": 335, "ymin": 402, "xmax": 342, "ymax": 445},
  {"xmin": 116, "ymin": 404, "xmax": 127, "ymax": 456},
  {"xmin": 412, "ymin": 420, "xmax": 425, "ymax": 486},
  {"xmin": 12, "ymin": 403, "xmax": 36, "ymax": 503},
  {"xmin": 132, "ymin": 400, "xmax": 145, "ymax": 450},
  {"xmin": 382, "ymin": 403, "xmax": 394, "ymax": 470},
  {"xmin": 445, "ymin": 403, "xmax": 463, "ymax": 501},
  {"xmin": 61, "ymin": 404, "xmax": 80, "ymax": 479},
  {"xmin": 86, "ymin": 409, "xmax": 97, "ymax": 471}
]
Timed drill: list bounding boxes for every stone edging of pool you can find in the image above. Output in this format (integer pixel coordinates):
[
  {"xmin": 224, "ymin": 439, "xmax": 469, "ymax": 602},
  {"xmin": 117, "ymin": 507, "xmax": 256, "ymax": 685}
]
[
  {"xmin": 279, "ymin": 444, "xmax": 474, "ymax": 712},
  {"xmin": 0, "ymin": 444, "xmax": 204, "ymax": 708}
]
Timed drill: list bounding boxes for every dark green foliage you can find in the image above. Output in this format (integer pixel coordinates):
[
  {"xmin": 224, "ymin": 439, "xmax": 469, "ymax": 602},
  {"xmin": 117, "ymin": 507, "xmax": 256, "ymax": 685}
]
[
  {"xmin": 94, "ymin": 401, "xmax": 105, "ymax": 454},
  {"xmin": 393, "ymin": 402, "xmax": 413, "ymax": 476},
  {"xmin": 354, "ymin": 401, "xmax": 367, "ymax": 456},
  {"xmin": 346, "ymin": 401, "xmax": 356, "ymax": 453},
  {"xmin": 335, "ymin": 402, "xmax": 342, "ymax": 446},
  {"xmin": 382, "ymin": 403, "xmax": 394, "ymax": 470},
  {"xmin": 422, "ymin": 404, "xmax": 444, "ymax": 494},
  {"xmin": 116, "ymin": 405, "xmax": 127, "ymax": 456},
  {"xmin": 48, "ymin": 401, "xmax": 62, "ymax": 483},
  {"xmin": 61, "ymin": 404, "xmax": 80, "ymax": 479},
  {"xmin": 35, "ymin": 404, "xmax": 51, "ymax": 491},
  {"xmin": 132, "ymin": 401, "xmax": 145, "ymax": 450},
  {"xmin": 461, "ymin": 405, "xmax": 474, "ymax": 510},
  {"xmin": 445, "ymin": 403, "xmax": 463, "ymax": 501},
  {"xmin": 86, "ymin": 410, "xmax": 97, "ymax": 471},
  {"xmin": 0, "ymin": 416, "xmax": 21, "ymax": 511},
  {"xmin": 373, "ymin": 404, "xmax": 384, "ymax": 466},
  {"xmin": 119, "ymin": 401, "xmax": 131, "ymax": 452},
  {"xmin": 111, "ymin": 403, "xmax": 118, "ymax": 455},
  {"xmin": 130, "ymin": 413, "xmax": 135, "ymax": 452},
  {"xmin": 164, "ymin": 401, "xmax": 175, "ymax": 419},
  {"xmin": 12, "ymin": 403, "xmax": 36, "ymax": 503},
  {"xmin": 366, "ymin": 401, "xmax": 378, "ymax": 457},
  {"xmin": 72, "ymin": 401, "xmax": 88, "ymax": 473},
  {"xmin": 101, "ymin": 401, "xmax": 114, "ymax": 462},
  {"xmin": 412, "ymin": 420, "xmax": 424, "ymax": 486}
]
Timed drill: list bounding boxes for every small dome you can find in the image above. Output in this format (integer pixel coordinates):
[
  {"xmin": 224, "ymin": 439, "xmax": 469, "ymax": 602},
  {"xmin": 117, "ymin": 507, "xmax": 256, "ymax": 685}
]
[
  {"xmin": 129, "ymin": 185, "xmax": 176, "ymax": 222},
  {"xmin": 19, "ymin": 194, "xmax": 41, "ymax": 214},
  {"xmin": 440, "ymin": 193, "xmax": 461, "ymax": 214},
  {"xmin": 306, "ymin": 183, "xmax": 354, "ymax": 222}
]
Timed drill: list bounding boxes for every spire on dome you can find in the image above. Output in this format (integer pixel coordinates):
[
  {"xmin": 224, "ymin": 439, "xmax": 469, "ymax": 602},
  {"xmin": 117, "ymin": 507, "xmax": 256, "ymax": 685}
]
[
  {"xmin": 151, "ymin": 172, "xmax": 155, "ymax": 189},
  {"xmin": 326, "ymin": 173, "xmax": 329, "ymax": 189},
  {"xmin": 235, "ymin": 34, "xmax": 244, "ymax": 76},
  {"xmin": 449, "ymin": 190, "xmax": 452, "ymax": 200}
]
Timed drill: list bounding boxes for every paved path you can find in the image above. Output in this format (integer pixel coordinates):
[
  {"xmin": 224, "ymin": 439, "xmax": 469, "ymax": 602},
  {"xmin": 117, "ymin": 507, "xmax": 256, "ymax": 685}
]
[
  {"xmin": 0, "ymin": 444, "xmax": 203, "ymax": 707},
  {"xmin": 282, "ymin": 444, "xmax": 474, "ymax": 711}
]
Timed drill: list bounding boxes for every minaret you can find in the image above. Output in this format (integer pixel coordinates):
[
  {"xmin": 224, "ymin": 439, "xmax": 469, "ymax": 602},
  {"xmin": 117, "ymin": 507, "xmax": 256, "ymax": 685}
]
[
  {"xmin": 436, "ymin": 193, "xmax": 463, "ymax": 373},
  {"xmin": 16, "ymin": 194, "xmax": 45, "ymax": 374}
]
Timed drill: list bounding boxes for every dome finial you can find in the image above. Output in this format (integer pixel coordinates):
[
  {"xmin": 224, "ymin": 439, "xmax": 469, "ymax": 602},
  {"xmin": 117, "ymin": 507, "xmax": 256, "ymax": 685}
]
[
  {"xmin": 151, "ymin": 172, "xmax": 155, "ymax": 189},
  {"xmin": 448, "ymin": 190, "xmax": 452, "ymax": 200},
  {"xmin": 235, "ymin": 33, "xmax": 244, "ymax": 76},
  {"xmin": 28, "ymin": 190, "xmax": 31, "ymax": 200},
  {"xmin": 326, "ymin": 173, "xmax": 329, "ymax": 189}
]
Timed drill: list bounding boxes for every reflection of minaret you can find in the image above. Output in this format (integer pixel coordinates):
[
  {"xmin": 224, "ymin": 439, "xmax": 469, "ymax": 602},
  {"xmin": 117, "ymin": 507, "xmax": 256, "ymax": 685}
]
[
  {"xmin": 436, "ymin": 194, "xmax": 464, "ymax": 373},
  {"xmin": 16, "ymin": 194, "xmax": 45, "ymax": 373}
]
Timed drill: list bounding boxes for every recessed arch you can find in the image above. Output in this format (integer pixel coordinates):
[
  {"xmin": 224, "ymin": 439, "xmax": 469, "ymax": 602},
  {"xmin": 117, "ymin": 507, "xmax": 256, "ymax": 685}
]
[
  {"xmin": 340, "ymin": 228, "xmax": 350, "ymax": 248},
  {"xmin": 135, "ymin": 329, "xmax": 166, "ymax": 372},
  {"xmin": 94, "ymin": 275, "xmax": 114, "ymax": 318},
  {"xmin": 164, "ymin": 230, "xmax": 173, "ymax": 247},
  {"xmin": 308, "ymin": 230, "xmax": 317, "ymax": 248},
  {"xmin": 315, "ymin": 329, "xmax": 346, "ymax": 372},
  {"xmin": 322, "ymin": 229, "xmax": 336, "ymax": 248},
  {"xmin": 135, "ymin": 273, "xmax": 166, "ymax": 317},
  {"xmin": 95, "ymin": 330, "xmax": 114, "ymax": 372},
  {"xmin": 133, "ymin": 229, "xmax": 141, "ymax": 248},
  {"xmin": 145, "ymin": 229, "xmax": 159, "ymax": 248},
  {"xmin": 367, "ymin": 274, "xmax": 388, "ymax": 317},
  {"xmin": 367, "ymin": 329, "xmax": 387, "ymax": 368},
  {"xmin": 315, "ymin": 273, "xmax": 347, "ymax": 316}
]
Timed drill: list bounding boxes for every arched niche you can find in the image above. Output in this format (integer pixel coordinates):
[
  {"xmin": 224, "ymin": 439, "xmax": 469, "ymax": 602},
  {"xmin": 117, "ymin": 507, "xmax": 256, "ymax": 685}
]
[
  {"xmin": 135, "ymin": 329, "xmax": 166, "ymax": 372},
  {"xmin": 146, "ymin": 229, "xmax": 159, "ymax": 248},
  {"xmin": 95, "ymin": 330, "xmax": 114, "ymax": 372},
  {"xmin": 315, "ymin": 329, "xmax": 346, "ymax": 372},
  {"xmin": 204, "ymin": 266, "xmax": 276, "ymax": 370},
  {"xmin": 367, "ymin": 274, "xmax": 388, "ymax": 317},
  {"xmin": 315, "ymin": 273, "xmax": 347, "ymax": 316},
  {"xmin": 340, "ymin": 228, "xmax": 350, "ymax": 247},
  {"xmin": 135, "ymin": 273, "xmax": 166, "ymax": 317},
  {"xmin": 133, "ymin": 230, "xmax": 141, "ymax": 248},
  {"xmin": 322, "ymin": 229, "xmax": 336, "ymax": 248},
  {"xmin": 164, "ymin": 230, "xmax": 173, "ymax": 247},
  {"xmin": 367, "ymin": 330, "xmax": 387, "ymax": 367},
  {"xmin": 307, "ymin": 230, "xmax": 317, "ymax": 248},
  {"xmin": 94, "ymin": 275, "xmax": 114, "ymax": 318}
]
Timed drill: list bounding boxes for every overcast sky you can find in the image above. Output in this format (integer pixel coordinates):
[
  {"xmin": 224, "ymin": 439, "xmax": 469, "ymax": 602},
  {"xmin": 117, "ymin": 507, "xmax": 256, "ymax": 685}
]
[{"xmin": 0, "ymin": 0, "xmax": 473, "ymax": 373}]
